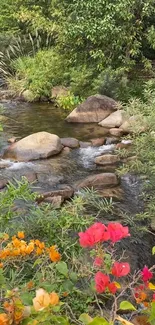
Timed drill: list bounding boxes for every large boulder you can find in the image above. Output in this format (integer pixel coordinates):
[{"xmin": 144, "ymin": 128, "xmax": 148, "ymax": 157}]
[
  {"xmin": 4, "ymin": 132, "xmax": 63, "ymax": 161},
  {"xmin": 95, "ymin": 154, "xmax": 120, "ymax": 165},
  {"xmin": 66, "ymin": 95, "xmax": 118, "ymax": 123},
  {"xmin": 76, "ymin": 173, "xmax": 118, "ymax": 189},
  {"xmin": 99, "ymin": 110, "xmax": 127, "ymax": 128}
]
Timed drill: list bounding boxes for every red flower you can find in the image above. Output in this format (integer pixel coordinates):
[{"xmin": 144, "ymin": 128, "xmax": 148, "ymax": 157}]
[
  {"xmin": 141, "ymin": 266, "xmax": 153, "ymax": 282},
  {"xmin": 108, "ymin": 282, "xmax": 117, "ymax": 294},
  {"xmin": 153, "ymin": 293, "xmax": 155, "ymax": 301},
  {"xmin": 79, "ymin": 222, "xmax": 110, "ymax": 247},
  {"xmin": 107, "ymin": 223, "xmax": 130, "ymax": 243},
  {"xmin": 95, "ymin": 271, "xmax": 110, "ymax": 293},
  {"xmin": 111, "ymin": 262, "xmax": 130, "ymax": 277},
  {"xmin": 94, "ymin": 257, "xmax": 103, "ymax": 267}
]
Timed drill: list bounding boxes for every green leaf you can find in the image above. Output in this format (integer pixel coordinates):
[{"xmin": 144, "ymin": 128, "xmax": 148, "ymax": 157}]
[
  {"xmin": 21, "ymin": 292, "xmax": 33, "ymax": 305},
  {"xmin": 0, "ymin": 269, "xmax": 5, "ymax": 286},
  {"xmin": 79, "ymin": 313, "xmax": 93, "ymax": 324},
  {"xmin": 56, "ymin": 261, "xmax": 68, "ymax": 277},
  {"xmin": 62, "ymin": 279, "xmax": 74, "ymax": 292},
  {"xmin": 89, "ymin": 317, "xmax": 109, "ymax": 325},
  {"xmin": 149, "ymin": 302, "xmax": 155, "ymax": 325},
  {"xmin": 119, "ymin": 301, "xmax": 136, "ymax": 311},
  {"xmin": 69, "ymin": 272, "xmax": 78, "ymax": 282},
  {"xmin": 152, "ymin": 246, "xmax": 155, "ymax": 255}
]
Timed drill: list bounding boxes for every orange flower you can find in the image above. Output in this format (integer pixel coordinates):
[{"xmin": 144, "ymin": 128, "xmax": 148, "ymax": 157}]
[
  {"xmin": 17, "ymin": 232, "xmax": 25, "ymax": 239},
  {"xmin": 62, "ymin": 292, "xmax": 69, "ymax": 297},
  {"xmin": 0, "ymin": 313, "xmax": 9, "ymax": 325},
  {"xmin": 0, "ymin": 263, "xmax": 3, "ymax": 268},
  {"xmin": 136, "ymin": 291, "xmax": 147, "ymax": 304},
  {"xmin": 36, "ymin": 247, "xmax": 43, "ymax": 255},
  {"xmin": 49, "ymin": 246, "xmax": 61, "ymax": 262},
  {"xmin": 27, "ymin": 280, "xmax": 34, "ymax": 290},
  {"xmin": 12, "ymin": 238, "xmax": 21, "ymax": 247},
  {"xmin": 49, "ymin": 292, "xmax": 59, "ymax": 305},
  {"xmin": 3, "ymin": 301, "xmax": 14, "ymax": 313},
  {"xmin": 33, "ymin": 289, "xmax": 51, "ymax": 311}
]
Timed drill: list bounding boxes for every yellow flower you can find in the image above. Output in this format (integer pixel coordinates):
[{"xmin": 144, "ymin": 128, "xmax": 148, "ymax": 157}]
[
  {"xmin": 17, "ymin": 231, "xmax": 25, "ymax": 239},
  {"xmin": 3, "ymin": 234, "xmax": 9, "ymax": 241},
  {"xmin": 33, "ymin": 289, "xmax": 51, "ymax": 311},
  {"xmin": 50, "ymin": 292, "xmax": 59, "ymax": 305},
  {"xmin": 49, "ymin": 246, "xmax": 61, "ymax": 262},
  {"xmin": 0, "ymin": 313, "xmax": 9, "ymax": 325}
]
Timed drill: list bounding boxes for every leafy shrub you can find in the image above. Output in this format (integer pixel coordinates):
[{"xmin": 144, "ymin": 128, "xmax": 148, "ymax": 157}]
[
  {"xmin": 7, "ymin": 49, "xmax": 70, "ymax": 99},
  {"xmin": 93, "ymin": 67, "xmax": 145, "ymax": 101},
  {"xmin": 56, "ymin": 91, "xmax": 83, "ymax": 111}
]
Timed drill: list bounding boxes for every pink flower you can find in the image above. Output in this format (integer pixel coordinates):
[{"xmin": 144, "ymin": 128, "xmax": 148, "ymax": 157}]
[
  {"xmin": 107, "ymin": 223, "xmax": 130, "ymax": 243},
  {"xmin": 108, "ymin": 282, "xmax": 117, "ymax": 294},
  {"xmin": 141, "ymin": 266, "xmax": 153, "ymax": 282},
  {"xmin": 153, "ymin": 293, "xmax": 155, "ymax": 301},
  {"xmin": 111, "ymin": 262, "xmax": 130, "ymax": 277},
  {"xmin": 94, "ymin": 257, "xmax": 103, "ymax": 267},
  {"xmin": 95, "ymin": 271, "xmax": 110, "ymax": 293},
  {"xmin": 79, "ymin": 222, "xmax": 110, "ymax": 247}
]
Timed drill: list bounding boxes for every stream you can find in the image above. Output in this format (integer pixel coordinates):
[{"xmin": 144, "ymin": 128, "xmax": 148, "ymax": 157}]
[{"xmin": 0, "ymin": 100, "xmax": 154, "ymax": 268}]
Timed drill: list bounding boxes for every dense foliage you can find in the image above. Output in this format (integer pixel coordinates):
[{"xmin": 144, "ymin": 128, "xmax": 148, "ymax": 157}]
[{"xmin": 1, "ymin": 0, "xmax": 155, "ymax": 100}]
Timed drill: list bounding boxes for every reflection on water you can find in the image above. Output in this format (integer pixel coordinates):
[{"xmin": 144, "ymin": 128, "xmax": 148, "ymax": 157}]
[{"xmin": 1, "ymin": 101, "xmax": 108, "ymax": 145}]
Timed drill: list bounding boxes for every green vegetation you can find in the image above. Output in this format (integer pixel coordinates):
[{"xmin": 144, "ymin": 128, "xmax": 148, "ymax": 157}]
[{"xmin": 1, "ymin": 0, "xmax": 155, "ymax": 103}]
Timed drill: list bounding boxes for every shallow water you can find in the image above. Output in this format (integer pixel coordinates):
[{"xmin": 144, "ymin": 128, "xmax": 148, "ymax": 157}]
[{"xmin": 1, "ymin": 101, "xmax": 108, "ymax": 144}]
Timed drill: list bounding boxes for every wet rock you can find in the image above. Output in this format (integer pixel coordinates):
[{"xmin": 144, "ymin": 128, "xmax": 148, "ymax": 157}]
[
  {"xmin": 120, "ymin": 116, "xmax": 147, "ymax": 134},
  {"xmin": 95, "ymin": 154, "xmax": 120, "ymax": 165},
  {"xmin": 62, "ymin": 147, "xmax": 72, "ymax": 154},
  {"xmin": 4, "ymin": 132, "xmax": 63, "ymax": 161},
  {"xmin": 0, "ymin": 90, "xmax": 13, "ymax": 100},
  {"xmin": 99, "ymin": 110, "xmax": 128, "ymax": 128},
  {"xmin": 91, "ymin": 138, "xmax": 106, "ymax": 146},
  {"xmin": 37, "ymin": 185, "xmax": 74, "ymax": 203},
  {"xmin": 66, "ymin": 95, "xmax": 118, "ymax": 123},
  {"xmin": 61, "ymin": 137, "xmax": 79, "ymax": 148},
  {"xmin": 109, "ymin": 128, "xmax": 124, "ymax": 137},
  {"xmin": 21, "ymin": 90, "xmax": 39, "ymax": 102},
  {"xmin": 24, "ymin": 171, "xmax": 37, "ymax": 183},
  {"xmin": 79, "ymin": 141, "xmax": 92, "ymax": 148},
  {"xmin": 8, "ymin": 137, "xmax": 20, "ymax": 144},
  {"xmin": 51, "ymin": 86, "xmax": 69, "ymax": 98},
  {"xmin": 98, "ymin": 186, "xmax": 123, "ymax": 200},
  {"xmin": 43, "ymin": 195, "xmax": 64, "ymax": 208},
  {"xmin": 76, "ymin": 173, "xmax": 119, "ymax": 189},
  {"xmin": 0, "ymin": 160, "xmax": 13, "ymax": 169},
  {"xmin": 116, "ymin": 142, "xmax": 132, "ymax": 149},
  {"xmin": 105, "ymin": 137, "xmax": 119, "ymax": 145},
  {"xmin": 131, "ymin": 315, "xmax": 151, "ymax": 325},
  {"xmin": 0, "ymin": 179, "xmax": 8, "ymax": 189}
]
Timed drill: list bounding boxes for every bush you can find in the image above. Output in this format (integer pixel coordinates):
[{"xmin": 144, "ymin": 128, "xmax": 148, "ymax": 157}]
[{"xmin": 7, "ymin": 49, "xmax": 70, "ymax": 100}]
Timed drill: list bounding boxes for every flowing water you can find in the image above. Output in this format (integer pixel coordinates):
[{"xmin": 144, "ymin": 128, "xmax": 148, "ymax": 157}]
[{"xmin": 0, "ymin": 100, "xmax": 154, "ymax": 268}]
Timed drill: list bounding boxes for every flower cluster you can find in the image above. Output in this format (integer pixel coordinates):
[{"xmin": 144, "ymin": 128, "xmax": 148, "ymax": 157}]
[
  {"xmin": 79, "ymin": 221, "xmax": 155, "ymax": 310},
  {"xmin": 0, "ymin": 232, "xmax": 61, "ymax": 266},
  {"xmin": 0, "ymin": 288, "xmax": 59, "ymax": 325},
  {"xmin": 79, "ymin": 222, "xmax": 131, "ymax": 294},
  {"xmin": 79, "ymin": 222, "xmax": 130, "ymax": 247},
  {"xmin": 133, "ymin": 266, "xmax": 155, "ymax": 307}
]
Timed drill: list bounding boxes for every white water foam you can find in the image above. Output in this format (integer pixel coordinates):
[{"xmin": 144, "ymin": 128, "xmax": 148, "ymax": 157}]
[
  {"xmin": 0, "ymin": 159, "xmax": 34, "ymax": 170},
  {"xmin": 78, "ymin": 144, "xmax": 115, "ymax": 168}
]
